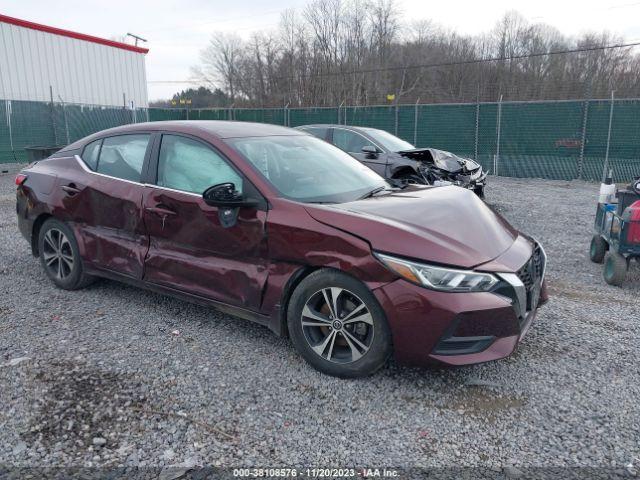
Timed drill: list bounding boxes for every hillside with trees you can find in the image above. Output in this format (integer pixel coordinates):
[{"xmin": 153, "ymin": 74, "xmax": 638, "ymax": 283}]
[{"xmin": 185, "ymin": 1, "xmax": 640, "ymax": 107}]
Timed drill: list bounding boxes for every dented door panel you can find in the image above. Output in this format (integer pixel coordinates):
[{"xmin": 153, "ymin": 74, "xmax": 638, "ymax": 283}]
[
  {"xmin": 41, "ymin": 156, "xmax": 148, "ymax": 279},
  {"xmin": 142, "ymin": 187, "xmax": 269, "ymax": 310}
]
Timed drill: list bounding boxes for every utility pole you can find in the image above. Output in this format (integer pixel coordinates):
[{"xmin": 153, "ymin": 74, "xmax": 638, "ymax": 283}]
[{"xmin": 126, "ymin": 33, "xmax": 147, "ymax": 47}]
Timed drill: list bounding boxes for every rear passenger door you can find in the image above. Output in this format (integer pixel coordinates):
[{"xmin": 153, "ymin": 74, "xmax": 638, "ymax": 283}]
[
  {"xmin": 70, "ymin": 133, "xmax": 153, "ymax": 279},
  {"xmin": 330, "ymin": 128, "xmax": 386, "ymax": 175}
]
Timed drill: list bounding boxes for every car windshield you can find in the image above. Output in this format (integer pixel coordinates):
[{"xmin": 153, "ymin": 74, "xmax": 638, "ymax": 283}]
[
  {"xmin": 227, "ymin": 135, "xmax": 387, "ymax": 203},
  {"xmin": 362, "ymin": 128, "xmax": 415, "ymax": 152}
]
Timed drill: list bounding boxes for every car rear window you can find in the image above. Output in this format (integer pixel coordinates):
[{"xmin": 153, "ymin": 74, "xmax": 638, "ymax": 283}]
[
  {"xmin": 81, "ymin": 139, "xmax": 101, "ymax": 170},
  {"xmin": 96, "ymin": 134, "xmax": 150, "ymax": 182}
]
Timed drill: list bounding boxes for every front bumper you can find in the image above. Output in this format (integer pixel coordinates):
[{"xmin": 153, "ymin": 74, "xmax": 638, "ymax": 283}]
[
  {"xmin": 460, "ymin": 170, "xmax": 487, "ymax": 190},
  {"xmin": 372, "ymin": 250, "xmax": 548, "ymax": 367}
]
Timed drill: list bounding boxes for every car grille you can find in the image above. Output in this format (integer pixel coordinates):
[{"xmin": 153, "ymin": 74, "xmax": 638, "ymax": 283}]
[{"xmin": 516, "ymin": 243, "xmax": 546, "ymax": 312}]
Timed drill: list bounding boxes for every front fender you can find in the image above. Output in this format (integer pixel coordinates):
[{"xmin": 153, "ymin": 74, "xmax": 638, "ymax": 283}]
[
  {"xmin": 388, "ymin": 158, "xmax": 421, "ymax": 177},
  {"xmin": 259, "ymin": 198, "xmax": 398, "ymax": 334}
]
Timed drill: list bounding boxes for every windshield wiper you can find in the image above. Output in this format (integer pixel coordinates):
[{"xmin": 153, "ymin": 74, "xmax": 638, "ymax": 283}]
[{"xmin": 358, "ymin": 186, "xmax": 389, "ymax": 200}]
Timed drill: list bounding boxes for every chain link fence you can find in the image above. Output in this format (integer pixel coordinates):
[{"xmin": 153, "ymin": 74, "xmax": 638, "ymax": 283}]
[
  {"xmin": 1, "ymin": 99, "xmax": 147, "ymax": 163},
  {"xmin": 2, "ymin": 97, "xmax": 639, "ymax": 182}
]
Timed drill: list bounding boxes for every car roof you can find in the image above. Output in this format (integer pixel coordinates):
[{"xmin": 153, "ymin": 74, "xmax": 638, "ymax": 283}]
[
  {"xmin": 296, "ymin": 124, "xmax": 379, "ymax": 133},
  {"xmin": 62, "ymin": 120, "xmax": 306, "ymax": 152}
]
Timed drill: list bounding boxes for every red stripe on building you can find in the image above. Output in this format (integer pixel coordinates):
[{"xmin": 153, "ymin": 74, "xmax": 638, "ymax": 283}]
[{"xmin": 0, "ymin": 14, "xmax": 149, "ymax": 54}]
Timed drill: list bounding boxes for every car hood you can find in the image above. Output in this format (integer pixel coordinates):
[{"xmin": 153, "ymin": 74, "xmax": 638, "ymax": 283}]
[
  {"xmin": 304, "ymin": 186, "xmax": 518, "ymax": 268},
  {"xmin": 397, "ymin": 148, "xmax": 480, "ymax": 173}
]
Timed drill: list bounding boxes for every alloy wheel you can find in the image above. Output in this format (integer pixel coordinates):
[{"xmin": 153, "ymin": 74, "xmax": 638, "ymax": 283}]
[
  {"xmin": 42, "ymin": 228, "xmax": 74, "ymax": 280},
  {"xmin": 301, "ymin": 287, "xmax": 374, "ymax": 364}
]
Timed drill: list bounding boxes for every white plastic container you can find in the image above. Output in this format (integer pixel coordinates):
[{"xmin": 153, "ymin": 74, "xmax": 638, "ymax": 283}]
[{"xmin": 599, "ymin": 170, "xmax": 617, "ymax": 204}]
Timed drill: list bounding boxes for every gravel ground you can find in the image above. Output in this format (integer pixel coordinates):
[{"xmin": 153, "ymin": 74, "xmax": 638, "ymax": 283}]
[{"xmin": 0, "ymin": 164, "xmax": 639, "ymax": 476}]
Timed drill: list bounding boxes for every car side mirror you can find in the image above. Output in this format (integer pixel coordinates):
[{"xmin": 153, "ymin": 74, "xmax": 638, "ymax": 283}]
[
  {"xmin": 361, "ymin": 145, "xmax": 379, "ymax": 157},
  {"xmin": 202, "ymin": 182, "xmax": 257, "ymax": 208}
]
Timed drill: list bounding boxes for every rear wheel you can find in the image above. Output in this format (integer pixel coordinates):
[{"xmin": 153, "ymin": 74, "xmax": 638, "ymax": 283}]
[
  {"xmin": 38, "ymin": 218, "xmax": 94, "ymax": 290},
  {"xmin": 603, "ymin": 252, "xmax": 627, "ymax": 287},
  {"xmin": 589, "ymin": 235, "xmax": 607, "ymax": 263},
  {"xmin": 473, "ymin": 185, "xmax": 485, "ymax": 198},
  {"xmin": 287, "ymin": 269, "xmax": 392, "ymax": 378}
]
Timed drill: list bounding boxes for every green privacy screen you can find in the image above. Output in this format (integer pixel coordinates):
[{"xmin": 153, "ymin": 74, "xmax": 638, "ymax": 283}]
[{"xmin": 2, "ymin": 98, "xmax": 639, "ymax": 182}]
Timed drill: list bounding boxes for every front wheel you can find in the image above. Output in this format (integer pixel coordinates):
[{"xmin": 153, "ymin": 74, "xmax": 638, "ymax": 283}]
[
  {"xmin": 473, "ymin": 185, "xmax": 485, "ymax": 198},
  {"xmin": 287, "ymin": 269, "xmax": 392, "ymax": 378},
  {"xmin": 603, "ymin": 252, "xmax": 627, "ymax": 287}
]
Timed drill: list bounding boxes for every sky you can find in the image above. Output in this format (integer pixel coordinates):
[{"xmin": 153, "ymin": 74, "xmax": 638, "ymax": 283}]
[{"xmin": 4, "ymin": 0, "xmax": 640, "ymax": 101}]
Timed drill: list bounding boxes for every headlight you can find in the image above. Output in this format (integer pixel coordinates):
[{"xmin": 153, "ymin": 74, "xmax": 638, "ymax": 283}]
[{"xmin": 376, "ymin": 253, "xmax": 498, "ymax": 292}]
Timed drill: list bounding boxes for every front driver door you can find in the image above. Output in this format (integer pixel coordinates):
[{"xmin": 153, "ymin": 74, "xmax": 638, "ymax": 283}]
[
  {"xmin": 331, "ymin": 128, "xmax": 386, "ymax": 175},
  {"xmin": 142, "ymin": 133, "xmax": 268, "ymax": 311}
]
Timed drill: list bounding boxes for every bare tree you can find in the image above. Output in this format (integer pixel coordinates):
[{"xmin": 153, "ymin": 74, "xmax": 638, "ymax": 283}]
[
  {"xmin": 195, "ymin": 33, "xmax": 244, "ymax": 102},
  {"xmin": 188, "ymin": 4, "xmax": 640, "ymax": 107}
]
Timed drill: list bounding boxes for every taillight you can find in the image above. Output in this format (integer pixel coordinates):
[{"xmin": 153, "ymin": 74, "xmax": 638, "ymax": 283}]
[
  {"xmin": 623, "ymin": 200, "xmax": 640, "ymax": 244},
  {"xmin": 15, "ymin": 173, "xmax": 27, "ymax": 186}
]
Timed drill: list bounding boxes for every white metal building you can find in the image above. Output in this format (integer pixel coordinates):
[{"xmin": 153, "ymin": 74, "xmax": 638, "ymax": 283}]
[{"xmin": 0, "ymin": 14, "xmax": 149, "ymax": 107}]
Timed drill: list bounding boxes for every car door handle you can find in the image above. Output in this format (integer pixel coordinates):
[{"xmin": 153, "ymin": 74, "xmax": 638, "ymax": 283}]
[
  {"xmin": 61, "ymin": 184, "xmax": 82, "ymax": 195},
  {"xmin": 145, "ymin": 206, "xmax": 177, "ymax": 217}
]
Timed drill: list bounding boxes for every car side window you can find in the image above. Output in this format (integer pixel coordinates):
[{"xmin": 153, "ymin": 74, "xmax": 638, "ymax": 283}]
[
  {"xmin": 301, "ymin": 127, "xmax": 328, "ymax": 139},
  {"xmin": 82, "ymin": 139, "xmax": 102, "ymax": 170},
  {"xmin": 332, "ymin": 129, "xmax": 370, "ymax": 153},
  {"xmin": 157, "ymin": 135, "xmax": 243, "ymax": 195},
  {"xmin": 97, "ymin": 134, "xmax": 150, "ymax": 182}
]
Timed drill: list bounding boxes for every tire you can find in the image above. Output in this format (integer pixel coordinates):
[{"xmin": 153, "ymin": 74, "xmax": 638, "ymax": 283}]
[
  {"xmin": 474, "ymin": 185, "xmax": 485, "ymax": 198},
  {"xmin": 38, "ymin": 218, "xmax": 94, "ymax": 290},
  {"xmin": 589, "ymin": 235, "xmax": 607, "ymax": 264},
  {"xmin": 287, "ymin": 269, "xmax": 392, "ymax": 378},
  {"xmin": 603, "ymin": 252, "xmax": 627, "ymax": 287}
]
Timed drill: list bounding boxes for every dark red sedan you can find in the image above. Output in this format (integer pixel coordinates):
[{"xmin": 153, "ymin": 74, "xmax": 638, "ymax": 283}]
[{"xmin": 16, "ymin": 121, "xmax": 547, "ymax": 377}]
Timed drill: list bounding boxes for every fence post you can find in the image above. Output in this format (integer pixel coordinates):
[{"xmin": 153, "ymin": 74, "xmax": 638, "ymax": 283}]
[
  {"xmin": 413, "ymin": 98, "xmax": 420, "ymax": 146},
  {"xmin": 57, "ymin": 96, "xmax": 70, "ymax": 145},
  {"xmin": 284, "ymin": 103, "xmax": 289, "ymax": 127},
  {"xmin": 5, "ymin": 100, "xmax": 16, "ymax": 162},
  {"xmin": 49, "ymin": 85, "xmax": 58, "ymax": 145},
  {"xmin": 474, "ymin": 99, "xmax": 480, "ymax": 161},
  {"xmin": 394, "ymin": 102, "xmax": 399, "ymax": 136},
  {"xmin": 338, "ymin": 100, "xmax": 344, "ymax": 125},
  {"xmin": 578, "ymin": 99, "xmax": 589, "ymax": 180},
  {"xmin": 494, "ymin": 95, "xmax": 503, "ymax": 176},
  {"xmin": 602, "ymin": 91, "xmax": 615, "ymax": 182}
]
